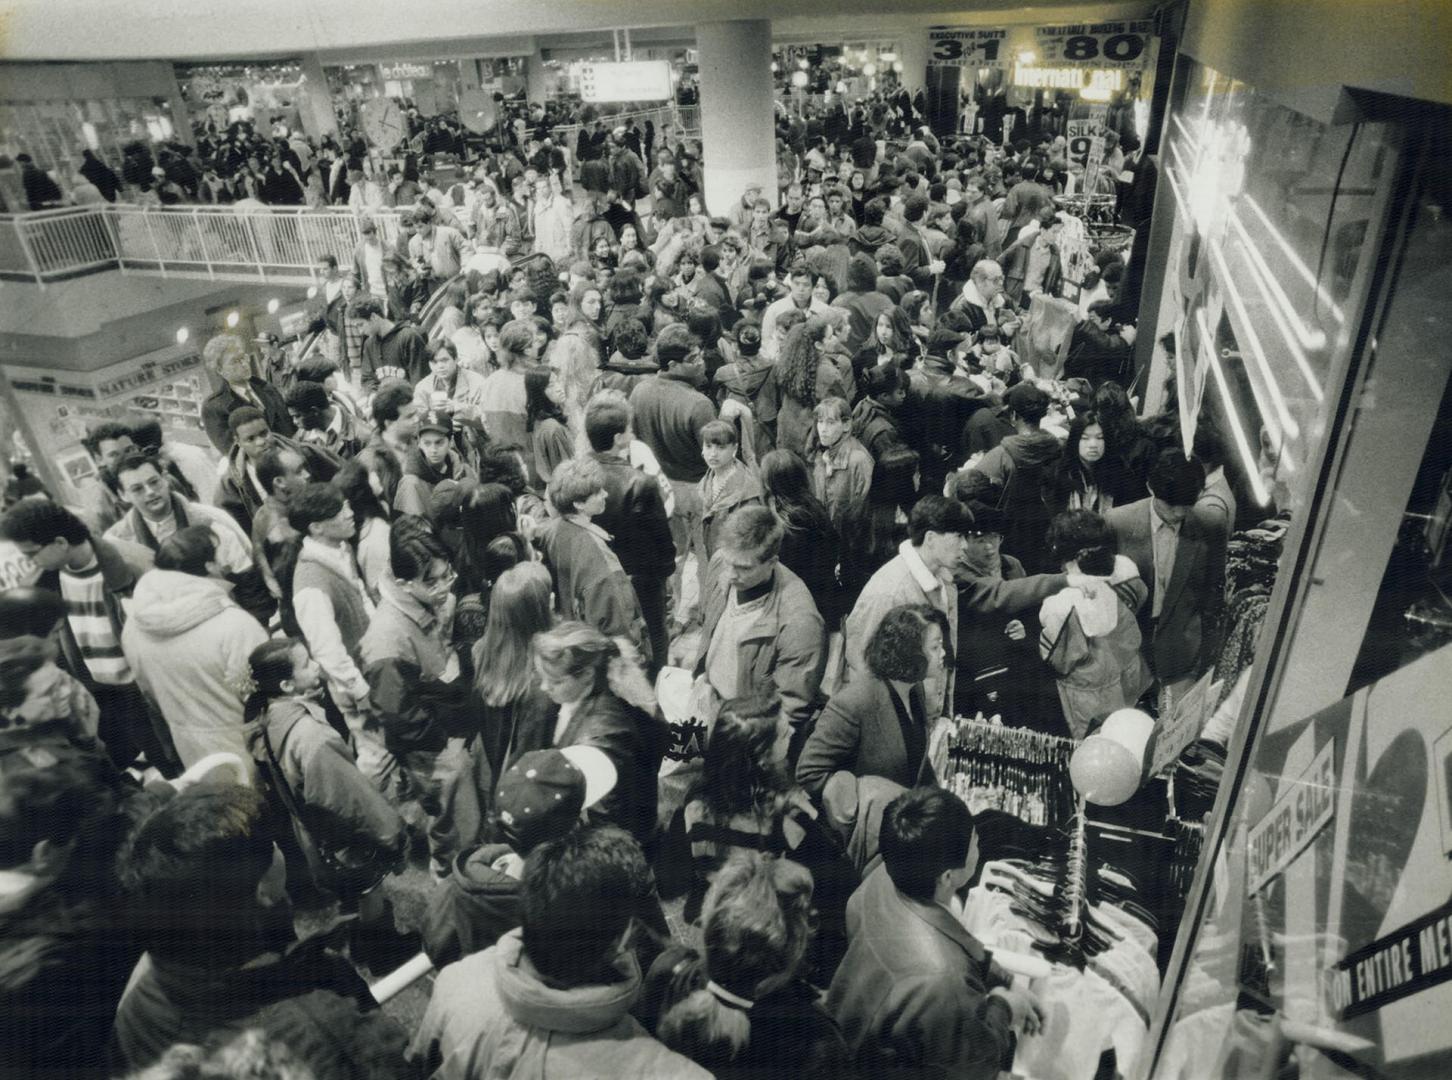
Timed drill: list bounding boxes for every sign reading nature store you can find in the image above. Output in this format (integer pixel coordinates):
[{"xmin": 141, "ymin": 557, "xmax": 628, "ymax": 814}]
[{"xmin": 1035, "ymin": 20, "xmax": 1154, "ymax": 69}]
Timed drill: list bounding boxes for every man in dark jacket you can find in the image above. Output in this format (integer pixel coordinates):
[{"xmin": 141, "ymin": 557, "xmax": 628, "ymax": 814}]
[
  {"xmin": 629, "ymin": 324, "xmax": 717, "ymax": 584},
  {"xmin": 828, "ymin": 786, "xmax": 1042, "ymax": 1078},
  {"xmin": 200, "ymin": 333, "xmax": 295, "ymax": 455},
  {"xmin": 352, "ymin": 294, "xmax": 431, "ymax": 392},
  {"xmin": 17, "ymin": 154, "xmax": 63, "ymax": 210},
  {"xmin": 1065, "ymin": 300, "xmax": 1138, "ymax": 388},
  {"xmin": 584, "ymin": 393, "xmax": 675, "ymax": 675},
  {"xmin": 832, "ymin": 252, "xmax": 895, "ymax": 356},
  {"xmin": 110, "ymin": 786, "xmax": 375, "ymax": 1073},
  {"xmin": 964, "ymin": 382, "xmax": 1061, "ymax": 572}
]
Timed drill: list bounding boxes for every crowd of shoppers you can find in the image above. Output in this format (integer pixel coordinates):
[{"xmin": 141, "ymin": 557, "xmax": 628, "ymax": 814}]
[{"xmin": 0, "ymin": 77, "xmax": 1243, "ymax": 1080}]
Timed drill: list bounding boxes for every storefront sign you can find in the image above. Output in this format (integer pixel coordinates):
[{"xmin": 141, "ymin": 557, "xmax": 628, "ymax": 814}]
[
  {"xmin": 1246, "ymin": 738, "xmax": 1337, "ymax": 894},
  {"xmin": 380, "ymin": 62, "xmax": 432, "ymax": 81},
  {"xmin": 1013, "ymin": 67, "xmax": 1125, "ymax": 93},
  {"xmin": 578, "ymin": 60, "xmax": 673, "ymax": 103},
  {"xmin": 927, "ymin": 28, "xmax": 1009, "ymax": 69},
  {"xmin": 1035, "ymin": 21, "xmax": 1154, "ymax": 69},
  {"xmin": 1329, "ymin": 897, "xmax": 1452, "ymax": 1020}
]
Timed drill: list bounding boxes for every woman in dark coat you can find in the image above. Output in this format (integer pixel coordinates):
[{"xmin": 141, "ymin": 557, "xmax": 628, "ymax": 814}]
[{"xmin": 758, "ymin": 449, "xmax": 843, "ymax": 630}]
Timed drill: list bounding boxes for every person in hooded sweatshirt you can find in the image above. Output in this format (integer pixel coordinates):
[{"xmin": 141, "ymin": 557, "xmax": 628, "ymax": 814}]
[
  {"xmin": 422, "ymin": 746, "xmax": 671, "ymax": 974},
  {"xmin": 409, "ymin": 824, "xmax": 710, "ymax": 1080},
  {"xmin": 963, "ymin": 382, "xmax": 1062, "ymax": 572},
  {"xmin": 120, "ymin": 525, "xmax": 268, "ymax": 772},
  {"xmin": 831, "ymin": 251, "xmax": 895, "ymax": 358},
  {"xmin": 1038, "ymin": 510, "xmax": 1152, "ymax": 739},
  {"xmin": 395, "ymin": 409, "xmax": 477, "ymax": 518},
  {"xmin": 846, "ymin": 195, "xmax": 896, "ymax": 261}
]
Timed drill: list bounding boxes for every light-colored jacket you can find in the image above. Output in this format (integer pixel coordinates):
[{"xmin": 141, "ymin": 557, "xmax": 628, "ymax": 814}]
[
  {"xmin": 1038, "ymin": 554, "xmax": 1153, "ymax": 738},
  {"xmin": 121, "ymin": 569, "xmax": 267, "ymax": 770},
  {"xmin": 843, "ymin": 540, "xmax": 957, "ymax": 716},
  {"xmin": 412, "ymin": 366, "xmax": 490, "ymax": 424},
  {"xmin": 697, "ymin": 557, "xmax": 827, "ymax": 729},
  {"xmin": 409, "ymin": 929, "xmax": 710, "ymax": 1080}
]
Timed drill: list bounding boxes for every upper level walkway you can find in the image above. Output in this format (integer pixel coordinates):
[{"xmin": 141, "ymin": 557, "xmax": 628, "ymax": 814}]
[{"xmin": 0, "ymin": 205, "xmax": 409, "ymax": 289}]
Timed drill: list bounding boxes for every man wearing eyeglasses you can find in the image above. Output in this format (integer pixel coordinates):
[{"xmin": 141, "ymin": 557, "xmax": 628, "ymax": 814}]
[{"xmin": 105, "ymin": 452, "xmax": 274, "ymax": 629}]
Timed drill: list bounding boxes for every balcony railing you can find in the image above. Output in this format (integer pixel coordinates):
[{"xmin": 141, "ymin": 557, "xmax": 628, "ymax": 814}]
[{"xmin": 0, "ymin": 205, "xmax": 409, "ymax": 287}]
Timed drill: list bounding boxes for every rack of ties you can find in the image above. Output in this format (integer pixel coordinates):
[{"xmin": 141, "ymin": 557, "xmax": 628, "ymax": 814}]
[{"xmin": 938, "ymin": 718, "xmax": 1078, "ymax": 828}]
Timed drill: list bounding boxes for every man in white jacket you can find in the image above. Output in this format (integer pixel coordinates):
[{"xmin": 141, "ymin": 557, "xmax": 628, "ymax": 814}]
[{"xmin": 121, "ymin": 525, "xmax": 267, "ymax": 772}]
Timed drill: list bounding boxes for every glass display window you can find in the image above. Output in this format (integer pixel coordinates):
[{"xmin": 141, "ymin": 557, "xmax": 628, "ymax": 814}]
[{"xmin": 1148, "ymin": 89, "xmax": 1452, "ymax": 1079}]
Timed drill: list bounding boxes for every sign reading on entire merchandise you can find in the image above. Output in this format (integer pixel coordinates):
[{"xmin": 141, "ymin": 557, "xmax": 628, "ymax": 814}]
[
  {"xmin": 1246, "ymin": 738, "xmax": 1337, "ymax": 895},
  {"xmin": 578, "ymin": 61, "xmax": 673, "ymax": 103},
  {"xmin": 1329, "ymin": 898, "xmax": 1452, "ymax": 1020},
  {"xmin": 1035, "ymin": 21, "xmax": 1155, "ymax": 69},
  {"xmin": 927, "ymin": 28, "xmax": 1009, "ymax": 69}
]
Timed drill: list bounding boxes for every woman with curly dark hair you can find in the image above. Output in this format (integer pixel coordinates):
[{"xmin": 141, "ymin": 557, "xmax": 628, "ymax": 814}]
[
  {"xmin": 796, "ymin": 603, "xmax": 948, "ymax": 797},
  {"xmin": 773, "ymin": 314, "xmax": 854, "ymax": 458}
]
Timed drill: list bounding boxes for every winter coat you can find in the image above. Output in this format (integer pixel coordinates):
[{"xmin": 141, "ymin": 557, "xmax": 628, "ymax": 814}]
[
  {"xmin": 359, "ymin": 577, "xmax": 473, "ymax": 755},
  {"xmin": 812, "ymin": 435, "xmax": 873, "ymax": 535},
  {"xmin": 1038, "ymin": 554, "xmax": 1152, "ymax": 738},
  {"xmin": 245, "ymin": 695, "xmax": 405, "ymax": 882},
  {"xmin": 121, "ymin": 569, "xmax": 268, "ymax": 770},
  {"xmin": 827, "ymin": 863, "xmax": 1014, "ymax": 1079},
  {"xmin": 697, "ymin": 557, "xmax": 827, "ymax": 730},
  {"xmin": 591, "ymin": 451, "xmax": 675, "ymax": 583},
  {"xmin": 696, "ymin": 463, "xmax": 763, "ymax": 568},
  {"xmin": 797, "ymin": 675, "xmax": 936, "ymax": 797},
  {"xmin": 629, "ymin": 369, "xmax": 717, "ymax": 483},
  {"xmin": 408, "ymin": 930, "xmax": 709, "ymax": 1080},
  {"xmin": 594, "ymin": 352, "xmax": 659, "ymax": 398},
  {"xmin": 641, "ymin": 948, "xmax": 852, "ymax": 1080},
  {"xmin": 536, "ymin": 516, "xmax": 650, "ymax": 662}
]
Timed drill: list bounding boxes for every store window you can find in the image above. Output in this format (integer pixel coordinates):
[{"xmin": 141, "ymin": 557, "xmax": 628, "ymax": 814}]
[
  {"xmin": 1150, "ymin": 92, "xmax": 1452, "ymax": 1079},
  {"xmin": 0, "ymin": 98, "xmax": 176, "ymax": 177},
  {"xmin": 1156, "ymin": 61, "xmax": 1393, "ymax": 524}
]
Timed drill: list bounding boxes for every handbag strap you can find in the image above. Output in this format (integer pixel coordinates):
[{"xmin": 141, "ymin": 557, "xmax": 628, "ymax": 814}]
[{"xmin": 260, "ymin": 716, "xmax": 311, "ymax": 829}]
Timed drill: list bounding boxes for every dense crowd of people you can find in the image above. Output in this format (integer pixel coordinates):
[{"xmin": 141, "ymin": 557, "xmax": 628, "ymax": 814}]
[{"xmin": 0, "ymin": 82, "xmax": 1241, "ymax": 1079}]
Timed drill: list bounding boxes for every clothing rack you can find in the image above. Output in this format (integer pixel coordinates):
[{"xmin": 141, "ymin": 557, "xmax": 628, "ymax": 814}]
[
  {"xmin": 1062, "ymin": 796, "xmax": 1089, "ymax": 943},
  {"xmin": 937, "ymin": 718, "xmax": 1077, "ymax": 828}
]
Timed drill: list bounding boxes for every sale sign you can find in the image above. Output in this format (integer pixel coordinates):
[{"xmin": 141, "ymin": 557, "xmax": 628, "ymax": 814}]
[
  {"xmin": 1035, "ymin": 20, "xmax": 1155, "ymax": 69},
  {"xmin": 927, "ymin": 28, "xmax": 1009, "ymax": 69}
]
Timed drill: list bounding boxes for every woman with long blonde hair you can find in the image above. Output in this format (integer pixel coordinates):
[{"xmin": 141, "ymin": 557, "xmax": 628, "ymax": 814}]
[
  {"xmin": 472, "ymin": 561, "xmax": 553, "ymax": 781},
  {"xmin": 530, "ymin": 621, "xmax": 663, "ymax": 848}
]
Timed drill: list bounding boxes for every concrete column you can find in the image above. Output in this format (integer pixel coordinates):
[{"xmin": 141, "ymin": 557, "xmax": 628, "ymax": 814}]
[
  {"xmin": 895, "ymin": 31, "xmax": 929, "ymax": 96},
  {"xmin": 525, "ymin": 50, "xmax": 549, "ymax": 107},
  {"xmin": 297, "ymin": 54, "xmax": 339, "ymax": 141},
  {"xmin": 696, "ymin": 20, "xmax": 778, "ymax": 214},
  {"xmin": 458, "ymin": 59, "xmax": 482, "ymax": 91}
]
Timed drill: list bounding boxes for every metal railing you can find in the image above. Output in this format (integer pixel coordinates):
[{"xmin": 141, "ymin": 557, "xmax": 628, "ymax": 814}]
[{"xmin": 0, "ymin": 205, "xmax": 409, "ymax": 287}]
